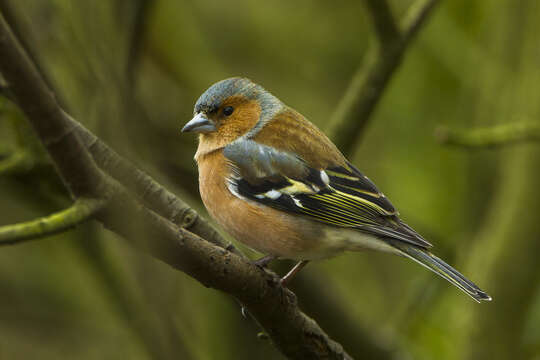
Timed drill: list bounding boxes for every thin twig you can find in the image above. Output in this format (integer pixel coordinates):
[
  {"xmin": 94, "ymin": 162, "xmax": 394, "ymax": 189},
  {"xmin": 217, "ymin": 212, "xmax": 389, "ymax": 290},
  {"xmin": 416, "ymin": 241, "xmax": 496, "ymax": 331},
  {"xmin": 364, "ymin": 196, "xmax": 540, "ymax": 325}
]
[
  {"xmin": 0, "ymin": 198, "xmax": 106, "ymax": 245},
  {"xmin": 0, "ymin": 150, "xmax": 34, "ymax": 175},
  {"xmin": 326, "ymin": 0, "xmax": 440, "ymax": 156},
  {"xmin": 401, "ymin": 0, "xmax": 441, "ymax": 42},
  {"xmin": 435, "ymin": 122, "xmax": 540, "ymax": 148}
]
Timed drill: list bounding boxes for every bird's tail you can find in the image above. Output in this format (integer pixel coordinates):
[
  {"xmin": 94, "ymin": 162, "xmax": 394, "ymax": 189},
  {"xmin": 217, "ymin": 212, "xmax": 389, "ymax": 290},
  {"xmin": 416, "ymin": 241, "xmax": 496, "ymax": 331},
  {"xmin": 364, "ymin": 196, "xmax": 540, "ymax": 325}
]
[{"xmin": 388, "ymin": 240, "xmax": 492, "ymax": 302}]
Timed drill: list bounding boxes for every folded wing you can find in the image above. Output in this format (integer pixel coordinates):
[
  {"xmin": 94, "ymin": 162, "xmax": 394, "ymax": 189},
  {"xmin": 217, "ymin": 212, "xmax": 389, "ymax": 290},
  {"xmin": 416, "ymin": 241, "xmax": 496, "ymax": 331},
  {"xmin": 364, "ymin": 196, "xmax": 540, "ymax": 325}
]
[{"xmin": 224, "ymin": 139, "xmax": 431, "ymax": 248}]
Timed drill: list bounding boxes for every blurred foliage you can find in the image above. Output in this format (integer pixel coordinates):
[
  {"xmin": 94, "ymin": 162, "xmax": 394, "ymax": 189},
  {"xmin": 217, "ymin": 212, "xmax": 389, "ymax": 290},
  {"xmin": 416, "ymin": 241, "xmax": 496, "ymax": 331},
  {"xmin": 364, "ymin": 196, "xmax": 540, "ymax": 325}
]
[{"xmin": 1, "ymin": 0, "xmax": 540, "ymax": 359}]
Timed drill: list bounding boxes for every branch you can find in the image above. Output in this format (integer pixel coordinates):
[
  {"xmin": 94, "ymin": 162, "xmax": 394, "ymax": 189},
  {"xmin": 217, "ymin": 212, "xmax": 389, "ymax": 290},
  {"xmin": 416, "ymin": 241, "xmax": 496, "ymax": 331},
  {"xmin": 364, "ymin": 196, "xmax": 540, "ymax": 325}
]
[
  {"xmin": 435, "ymin": 122, "xmax": 540, "ymax": 148},
  {"xmin": 67, "ymin": 116, "xmax": 234, "ymax": 253},
  {"xmin": 1, "ymin": 13, "xmax": 388, "ymax": 354},
  {"xmin": 0, "ymin": 0, "xmax": 69, "ymax": 109},
  {"xmin": 0, "ymin": 76, "xmax": 15, "ymax": 101},
  {"xmin": 1, "ymin": 15, "xmax": 391, "ymax": 352},
  {"xmin": 126, "ymin": 0, "xmax": 154, "ymax": 86},
  {"xmin": 0, "ymin": 12, "xmax": 106, "ymax": 198},
  {"xmin": 0, "ymin": 103, "xmax": 50, "ymax": 175},
  {"xmin": 326, "ymin": 0, "xmax": 440, "ymax": 156},
  {"xmin": 0, "ymin": 198, "xmax": 106, "ymax": 245},
  {"xmin": 0, "ymin": 150, "xmax": 34, "ymax": 175},
  {"xmin": 401, "ymin": 0, "xmax": 441, "ymax": 43},
  {"xmin": 0, "ymin": 12, "xmax": 355, "ymax": 359},
  {"xmin": 72, "ymin": 116, "xmax": 398, "ymax": 358},
  {"xmin": 363, "ymin": 0, "xmax": 400, "ymax": 44},
  {"xmin": 101, "ymin": 192, "xmax": 353, "ymax": 359}
]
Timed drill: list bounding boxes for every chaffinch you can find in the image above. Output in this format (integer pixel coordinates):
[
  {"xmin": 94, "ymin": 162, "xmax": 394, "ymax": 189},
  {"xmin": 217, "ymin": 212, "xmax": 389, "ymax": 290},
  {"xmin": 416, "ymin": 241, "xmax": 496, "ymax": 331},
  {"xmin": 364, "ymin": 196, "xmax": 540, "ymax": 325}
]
[{"xmin": 182, "ymin": 77, "xmax": 491, "ymax": 302}]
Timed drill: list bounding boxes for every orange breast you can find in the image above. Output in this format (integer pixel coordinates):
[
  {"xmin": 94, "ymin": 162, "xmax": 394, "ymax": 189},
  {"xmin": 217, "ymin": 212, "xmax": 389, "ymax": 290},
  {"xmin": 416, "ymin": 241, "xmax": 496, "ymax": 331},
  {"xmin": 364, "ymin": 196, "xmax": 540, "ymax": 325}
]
[{"xmin": 196, "ymin": 150, "xmax": 332, "ymax": 260}]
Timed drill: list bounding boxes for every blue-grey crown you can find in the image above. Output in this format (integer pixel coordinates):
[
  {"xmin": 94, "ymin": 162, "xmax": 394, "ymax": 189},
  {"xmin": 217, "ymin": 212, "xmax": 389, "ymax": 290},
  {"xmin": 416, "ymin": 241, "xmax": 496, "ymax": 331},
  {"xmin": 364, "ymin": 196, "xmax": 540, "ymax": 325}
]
[{"xmin": 194, "ymin": 78, "xmax": 284, "ymax": 136}]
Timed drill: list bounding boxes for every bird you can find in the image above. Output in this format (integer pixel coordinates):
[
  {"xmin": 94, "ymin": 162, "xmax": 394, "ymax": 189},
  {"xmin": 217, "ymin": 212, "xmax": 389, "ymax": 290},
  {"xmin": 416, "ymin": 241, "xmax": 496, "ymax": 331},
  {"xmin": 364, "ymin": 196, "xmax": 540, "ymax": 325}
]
[{"xmin": 181, "ymin": 77, "xmax": 491, "ymax": 302}]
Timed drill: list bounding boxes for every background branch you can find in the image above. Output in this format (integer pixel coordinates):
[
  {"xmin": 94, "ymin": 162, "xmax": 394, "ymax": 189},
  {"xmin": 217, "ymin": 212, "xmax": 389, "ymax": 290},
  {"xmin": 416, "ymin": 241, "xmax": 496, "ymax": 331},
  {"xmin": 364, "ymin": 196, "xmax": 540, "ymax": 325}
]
[
  {"xmin": 0, "ymin": 198, "xmax": 106, "ymax": 245},
  {"xmin": 125, "ymin": 0, "xmax": 154, "ymax": 86},
  {"xmin": 326, "ymin": 0, "xmax": 440, "ymax": 156},
  {"xmin": 0, "ymin": 150, "xmax": 33, "ymax": 175},
  {"xmin": 401, "ymin": 0, "xmax": 441, "ymax": 43},
  {"xmin": 435, "ymin": 122, "xmax": 540, "ymax": 148},
  {"xmin": 0, "ymin": 13, "xmax": 106, "ymax": 199},
  {"xmin": 363, "ymin": 0, "xmax": 400, "ymax": 44},
  {"xmin": 69, "ymin": 118, "xmax": 234, "ymax": 253}
]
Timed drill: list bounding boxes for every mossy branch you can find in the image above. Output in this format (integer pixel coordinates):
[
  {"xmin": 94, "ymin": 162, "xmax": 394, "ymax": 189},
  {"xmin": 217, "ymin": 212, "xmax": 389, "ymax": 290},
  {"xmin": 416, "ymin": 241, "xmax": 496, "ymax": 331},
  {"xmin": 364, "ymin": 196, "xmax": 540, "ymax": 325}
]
[
  {"xmin": 435, "ymin": 122, "xmax": 540, "ymax": 148},
  {"xmin": 0, "ymin": 150, "xmax": 34, "ymax": 175},
  {"xmin": 0, "ymin": 102, "xmax": 50, "ymax": 175},
  {"xmin": 326, "ymin": 0, "xmax": 440, "ymax": 156},
  {"xmin": 0, "ymin": 198, "xmax": 106, "ymax": 245}
]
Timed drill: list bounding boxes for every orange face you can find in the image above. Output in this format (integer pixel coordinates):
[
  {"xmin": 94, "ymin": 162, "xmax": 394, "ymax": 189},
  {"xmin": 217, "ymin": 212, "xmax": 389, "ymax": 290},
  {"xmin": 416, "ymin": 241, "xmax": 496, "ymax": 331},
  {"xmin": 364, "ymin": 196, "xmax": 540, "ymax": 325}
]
[
  {"xmin": 183, "ymin": 95, "xmax": 262, "ymax": 159},
  {"xmin": 204, "ymin": 95, "xmax": 260, "ymax": 141}
]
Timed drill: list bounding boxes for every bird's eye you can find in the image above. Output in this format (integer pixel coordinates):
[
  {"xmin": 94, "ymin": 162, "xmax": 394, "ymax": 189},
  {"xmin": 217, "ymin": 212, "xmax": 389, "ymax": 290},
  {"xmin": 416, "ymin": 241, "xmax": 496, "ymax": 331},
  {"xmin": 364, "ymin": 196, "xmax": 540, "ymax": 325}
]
[{"xmin": 223, "ymin": 106, "xmax": 234, "ymax": 116}]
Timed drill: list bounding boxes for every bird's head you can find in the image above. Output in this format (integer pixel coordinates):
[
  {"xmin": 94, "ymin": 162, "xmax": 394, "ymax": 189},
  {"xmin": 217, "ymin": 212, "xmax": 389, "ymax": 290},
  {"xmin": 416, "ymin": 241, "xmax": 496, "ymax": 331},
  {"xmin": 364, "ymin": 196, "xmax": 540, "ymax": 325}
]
[{"xmin": 182, "ymin": 78, "xmax": 283, "ymax": 156}]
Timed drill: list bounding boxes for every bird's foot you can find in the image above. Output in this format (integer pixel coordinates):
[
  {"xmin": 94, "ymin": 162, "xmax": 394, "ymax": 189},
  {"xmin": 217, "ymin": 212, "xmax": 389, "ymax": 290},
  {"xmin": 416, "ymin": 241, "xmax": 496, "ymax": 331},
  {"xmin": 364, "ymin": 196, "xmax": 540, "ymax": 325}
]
[
  {"xmin": 280, "ymin": 260, "xmax": 309, "ymax": 287},
  {"xmin": 252, "ymin": 254, "xmax": 277, "ymax": 268}
]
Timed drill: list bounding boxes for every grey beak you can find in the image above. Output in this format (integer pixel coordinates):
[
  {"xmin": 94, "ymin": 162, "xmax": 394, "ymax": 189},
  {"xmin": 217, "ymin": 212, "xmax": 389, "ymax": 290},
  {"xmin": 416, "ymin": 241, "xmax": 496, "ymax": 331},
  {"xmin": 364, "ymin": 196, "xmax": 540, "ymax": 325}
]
[{"xmin": 181, "ymin": 113, "xmax": 216, "ymax": 133}]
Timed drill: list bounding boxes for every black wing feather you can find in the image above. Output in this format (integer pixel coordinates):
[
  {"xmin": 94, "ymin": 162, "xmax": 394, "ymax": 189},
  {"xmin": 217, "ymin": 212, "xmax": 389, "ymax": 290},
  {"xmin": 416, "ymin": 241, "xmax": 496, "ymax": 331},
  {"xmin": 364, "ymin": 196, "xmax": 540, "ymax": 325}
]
[{"xmin": 224, "ymin": 141, "xmax": 431, "ymax": 248}]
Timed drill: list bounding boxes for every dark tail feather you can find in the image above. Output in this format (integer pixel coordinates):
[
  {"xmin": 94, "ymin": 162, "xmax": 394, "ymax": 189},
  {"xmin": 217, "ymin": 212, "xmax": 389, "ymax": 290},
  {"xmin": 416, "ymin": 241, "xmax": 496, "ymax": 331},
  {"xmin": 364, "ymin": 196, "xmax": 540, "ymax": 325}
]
[{"xmin": 389, "ymin": 240, "xmax": 492, "ymax": 302}]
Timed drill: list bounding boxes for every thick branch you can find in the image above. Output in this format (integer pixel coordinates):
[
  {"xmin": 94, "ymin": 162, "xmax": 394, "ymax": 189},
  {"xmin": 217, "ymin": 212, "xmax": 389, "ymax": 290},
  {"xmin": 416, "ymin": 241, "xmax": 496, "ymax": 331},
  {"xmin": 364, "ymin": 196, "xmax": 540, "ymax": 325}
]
[
  {"xmin": 67, "ymin": 116, "xmax": 233, "ymax": 253},
  {"xmin": 126, "ymin": 0, "xmax": 154, "ymax": 86},
  {"xmin": 71, "ymin": 115, "xmax": 397, "ymax": 358},
  {"xmin": 0, "ymin": 12, "xmax": 354, "ymax": 359},
  {"xmin": 435, "ymin": 122, "xmax": 540, "ymax": 148},
  {"xmin": 0, "ymin": 198, "xmax": 106, "ymax": 245},
  {"xmin": 100, "ymin": 192, "xmax": 352, "ymax": 359},
  {"xmin": 0, "ymin": 13, "xmax": 106, "ymax": 198},
  {"xmin": 326, "ymin": 0, "xmax": 440, "ymax": 156},
  {"xmin": 1, "ymin": 17, "xmax": 386, "ymax": 352}
]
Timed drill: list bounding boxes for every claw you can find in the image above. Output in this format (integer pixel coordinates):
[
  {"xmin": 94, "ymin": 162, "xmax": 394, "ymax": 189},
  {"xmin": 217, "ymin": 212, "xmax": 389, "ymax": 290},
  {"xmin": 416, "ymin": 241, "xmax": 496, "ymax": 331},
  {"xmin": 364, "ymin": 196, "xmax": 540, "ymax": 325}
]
[
  {"xmin": 241, "ymin": 306, "xmax": 248, "ymax": 318},
  {"xmin": 280, "ymin": 260, "xmax": 309, "ymax": 287}
]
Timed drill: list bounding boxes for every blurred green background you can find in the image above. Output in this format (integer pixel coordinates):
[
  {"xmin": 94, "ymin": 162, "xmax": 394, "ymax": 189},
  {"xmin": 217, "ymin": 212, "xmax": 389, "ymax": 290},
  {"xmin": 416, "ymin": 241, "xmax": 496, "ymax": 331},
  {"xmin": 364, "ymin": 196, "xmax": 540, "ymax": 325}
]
[{"xmin": 1, "ymin": 0, "xmax": 539, "ymax": 359}]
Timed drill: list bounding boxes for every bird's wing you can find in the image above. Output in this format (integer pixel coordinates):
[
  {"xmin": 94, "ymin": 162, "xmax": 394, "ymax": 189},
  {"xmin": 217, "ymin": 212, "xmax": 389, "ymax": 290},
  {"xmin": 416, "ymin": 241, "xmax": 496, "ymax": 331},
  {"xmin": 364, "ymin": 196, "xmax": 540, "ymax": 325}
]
[{"xmin": 224, "ymin": 137, "xmax": 431, "ymax": 249}]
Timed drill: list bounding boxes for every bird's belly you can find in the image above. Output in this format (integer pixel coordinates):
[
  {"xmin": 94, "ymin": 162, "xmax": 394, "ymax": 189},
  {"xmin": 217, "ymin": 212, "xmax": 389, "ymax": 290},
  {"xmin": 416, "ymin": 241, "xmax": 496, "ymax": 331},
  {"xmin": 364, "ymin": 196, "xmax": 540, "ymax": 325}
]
[
  {"xmin": 196, "ymin": 150, "xmax": 396, "ymax": 260},
  {"xmin": 203, "ymin": 187, "xmax": 396, "ymax": 260},
  {"xmin": 204, "ymin": 192, "xmax": 337, "ymax": 260}
]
